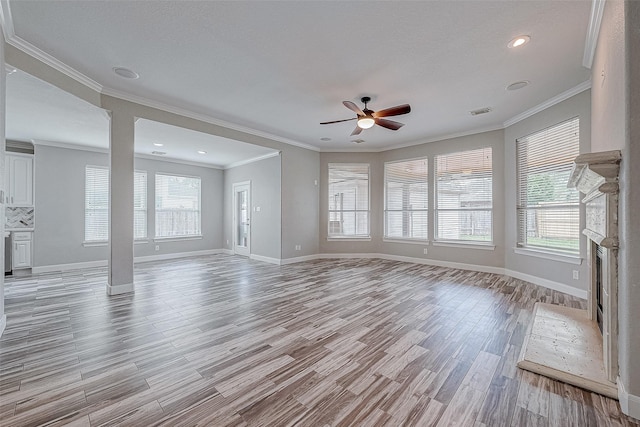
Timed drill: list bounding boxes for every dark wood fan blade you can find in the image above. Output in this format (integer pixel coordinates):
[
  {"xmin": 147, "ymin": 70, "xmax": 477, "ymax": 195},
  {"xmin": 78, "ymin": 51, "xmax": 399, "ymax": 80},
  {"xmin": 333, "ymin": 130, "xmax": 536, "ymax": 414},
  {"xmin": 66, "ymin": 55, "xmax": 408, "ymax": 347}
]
[
  {"xmin": 351, "ymin": 125, "xmax": 363, "ymax": 136},
  {"xmin": 343, "ymin": 101, "xmax": 364, "ymax": 116},
  {"xmin": 375, "ymin": 118, "xmax": 404, "ymax": 130},
  {"xmin": 373, "ymin": 104, "xmax": 411, "ymax": 118},
  {"xmin": 320, "ymin": 118, "xmax": 357, "ymax": 125}
]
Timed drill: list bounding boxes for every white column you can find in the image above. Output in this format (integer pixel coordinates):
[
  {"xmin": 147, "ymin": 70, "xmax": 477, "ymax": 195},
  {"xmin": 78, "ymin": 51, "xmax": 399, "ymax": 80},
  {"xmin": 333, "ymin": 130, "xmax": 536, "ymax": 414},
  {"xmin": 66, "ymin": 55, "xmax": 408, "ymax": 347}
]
[{"xmin": 107, "ymin": 110, "xmax": 135, "ymax": 295}]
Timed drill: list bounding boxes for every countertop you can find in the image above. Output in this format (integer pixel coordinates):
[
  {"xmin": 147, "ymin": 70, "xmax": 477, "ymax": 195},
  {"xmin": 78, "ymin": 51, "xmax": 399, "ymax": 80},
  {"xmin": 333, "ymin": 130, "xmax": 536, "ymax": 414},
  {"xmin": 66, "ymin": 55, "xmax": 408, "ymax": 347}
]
[{"xmin": 5, "ymin": 228, "xmax": 35, "ymax": 232}]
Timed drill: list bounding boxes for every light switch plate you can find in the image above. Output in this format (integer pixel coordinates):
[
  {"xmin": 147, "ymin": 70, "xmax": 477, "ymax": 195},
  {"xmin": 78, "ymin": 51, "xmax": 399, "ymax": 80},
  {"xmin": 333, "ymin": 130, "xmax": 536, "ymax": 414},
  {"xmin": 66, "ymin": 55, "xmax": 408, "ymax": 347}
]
[{"xmin": 0, "ymin": 190, "xmax": 4, "ymax": 204}]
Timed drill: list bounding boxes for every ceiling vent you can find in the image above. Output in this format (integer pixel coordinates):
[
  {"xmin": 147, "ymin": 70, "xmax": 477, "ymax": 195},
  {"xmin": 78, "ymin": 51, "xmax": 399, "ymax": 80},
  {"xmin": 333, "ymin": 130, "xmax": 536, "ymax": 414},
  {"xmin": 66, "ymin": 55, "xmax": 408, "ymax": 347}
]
[
  {"xmin": 352, "ymin": 139, "xmax": 365, "ymax": 144},
  {"xmin": 469, "ymin": 107, "xmax": 492, "ymax": 116},
  {"xmin": 151, "ymin": 151, "xmax": 166, "ymax": 155}
]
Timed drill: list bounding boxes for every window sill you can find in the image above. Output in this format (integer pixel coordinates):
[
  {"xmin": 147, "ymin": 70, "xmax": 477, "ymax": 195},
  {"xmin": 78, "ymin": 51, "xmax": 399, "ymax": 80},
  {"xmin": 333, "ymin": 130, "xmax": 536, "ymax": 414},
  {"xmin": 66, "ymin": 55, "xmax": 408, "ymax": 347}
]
[
  {"xmin": 327, "ymin": 236, "xmax": 372, "ymax": 242},
  {"xmin": 83, "ymin": 241, "xmax": 108, "ymax": 247},
  {"xmin": 513, "ymin": 247, "xmax": 583, "ymax": 265},
  {"xmin": 383, "ymin": 238, "xmax": 429, "ymax": 246},
  {"xmin": 433, "ymin": 241, "xmax": 495, "ymax": 250},
  {"xmin": 153, "ymin": 235, "xmax": 203, "ymax": 242},
  {"xmin": 83, "ymin": 239, "xmax": 151, "ymax": 247}
]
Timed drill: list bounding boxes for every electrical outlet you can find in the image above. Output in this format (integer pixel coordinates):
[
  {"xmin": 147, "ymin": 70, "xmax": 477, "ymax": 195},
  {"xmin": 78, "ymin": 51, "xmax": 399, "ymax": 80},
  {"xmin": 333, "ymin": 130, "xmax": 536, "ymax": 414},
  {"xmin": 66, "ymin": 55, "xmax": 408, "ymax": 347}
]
[
  {"xmin": 423, "ymin": 248, "xmax": 428, "ymax": 255},
  {"xmin": 572, "ymin": 270, "xmax": 579, "ymax": 280},
  {"xmin": 295, "ymin": 245, "xmax": 301, "ymax": 251},
  {"xmin": 155, "ymin": 245, "xmax": 160, "ymax": 251}
]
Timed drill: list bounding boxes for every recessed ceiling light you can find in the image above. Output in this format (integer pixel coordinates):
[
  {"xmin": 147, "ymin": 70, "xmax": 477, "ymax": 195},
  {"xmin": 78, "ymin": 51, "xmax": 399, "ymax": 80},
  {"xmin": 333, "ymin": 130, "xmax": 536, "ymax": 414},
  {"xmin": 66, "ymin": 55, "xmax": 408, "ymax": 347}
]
[
  {"xmin": 320, "ymin": 137, "xmax": 332, "ymax": 141},
  {"xmin": 153, "ymin": 142, "xmax": 164, "ymax": 147},
  {"xmin": 507, "ymin": 80, "xmax": 530, "ymax": 91},
  {"xmin": 4, "ymin": 65, "xmax": 16, "ymax": 75},
  {"xmin": 508, "ymin": 35, "xmax": 530, "ymax": 49},
  {"xmin": 113, "ymin": 67, "xmax": 139, "ymax": 79},
  {"xmin": 197, "ymin": 150, "xmax": 207, "ymax": 154}
]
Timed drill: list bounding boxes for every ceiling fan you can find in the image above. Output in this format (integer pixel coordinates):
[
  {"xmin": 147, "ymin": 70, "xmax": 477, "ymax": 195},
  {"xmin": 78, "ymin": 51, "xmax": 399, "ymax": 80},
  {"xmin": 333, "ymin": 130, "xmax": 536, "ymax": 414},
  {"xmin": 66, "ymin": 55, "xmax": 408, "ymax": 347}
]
[{"xmin": 320, "ymin": 96, "xmax": 411, "ymax": 136}]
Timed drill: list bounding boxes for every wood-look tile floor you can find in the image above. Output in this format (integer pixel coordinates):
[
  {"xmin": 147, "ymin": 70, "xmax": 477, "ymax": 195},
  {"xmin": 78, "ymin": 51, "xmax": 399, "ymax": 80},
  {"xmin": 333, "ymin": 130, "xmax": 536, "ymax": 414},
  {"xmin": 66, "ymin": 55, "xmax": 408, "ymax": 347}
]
[{"xmin": 1, "ymin": 255, "xmax": 638, "ymax": 427}]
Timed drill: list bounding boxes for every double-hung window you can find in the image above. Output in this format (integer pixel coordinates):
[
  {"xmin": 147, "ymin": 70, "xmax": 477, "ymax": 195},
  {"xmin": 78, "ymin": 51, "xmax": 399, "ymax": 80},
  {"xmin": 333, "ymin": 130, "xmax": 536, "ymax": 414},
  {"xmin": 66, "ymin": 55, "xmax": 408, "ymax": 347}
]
[
  {"xmin": 384, "ymin": 158, "xmax": 428, "ymax": 241},
  {"xmin": 328, "ymin": 163, "xmax": 370, "ymax": 238},
  {"xmin": 84, "ymin": 166, "xmax": 147, "ymax": 242},
  {"xmin": 435, "ymin": 147, "xmax": 493, "ymax": 242},
  {"xmin": 155, "ymin": 174, "xmax": 201, "ymax": 238},
  {"xmin": 516, "ymin": 117, "xmax": 580, "ymax": 254}
]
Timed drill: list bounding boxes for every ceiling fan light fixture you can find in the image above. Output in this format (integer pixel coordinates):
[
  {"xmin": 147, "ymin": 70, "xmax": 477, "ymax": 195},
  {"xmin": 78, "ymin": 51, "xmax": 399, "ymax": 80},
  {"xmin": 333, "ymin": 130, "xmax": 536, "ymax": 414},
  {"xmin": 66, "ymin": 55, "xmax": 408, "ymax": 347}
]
[{"xmin": 357, "ymin": 116, "xmax": 375, "ymax": 129}]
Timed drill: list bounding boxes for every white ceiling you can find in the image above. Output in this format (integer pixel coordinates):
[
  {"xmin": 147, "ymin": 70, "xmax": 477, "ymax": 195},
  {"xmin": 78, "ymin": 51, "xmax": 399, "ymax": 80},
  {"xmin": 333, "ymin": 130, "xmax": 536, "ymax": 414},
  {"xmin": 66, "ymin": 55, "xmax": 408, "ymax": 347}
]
[
  {"xmin": 5, "ymin": 69, "xmax": 277, "ymax": 168},
  {"xmin": 5, "ymin": 0, "xmax": 592, "ymax": 151}
]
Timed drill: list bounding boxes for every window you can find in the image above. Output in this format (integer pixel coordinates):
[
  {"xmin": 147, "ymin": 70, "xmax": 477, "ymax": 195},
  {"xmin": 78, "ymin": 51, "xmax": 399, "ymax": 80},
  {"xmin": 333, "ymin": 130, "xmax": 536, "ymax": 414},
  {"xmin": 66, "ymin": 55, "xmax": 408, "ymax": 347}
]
[
  {"xmin": 134, "ymin": 171, "xmax": 147, "ymax": 239},
  {"xmin": 516, "ymin": 117, "xmax": 580, "ymax": 254},
  {"xmin": 85, "ymin": 166, "xmax": 109, "ymax": 242},
  {"xmin": 328, "ymin": 163, "xmax": 369, "ymax": 238},
  {"xmin": 84, "ymin": 166, "xmax": 148, "ymax": 242},
  {"xmin": 384, "ymin": 158, "xmax": 428, "ymax": 240},
  {"xmin": 155, "ymin": 174, "xmax": 201, "ymax": 238},
  {"xmin": 435, "ymin": 147, "xmax": 493, "ymax": 242}
]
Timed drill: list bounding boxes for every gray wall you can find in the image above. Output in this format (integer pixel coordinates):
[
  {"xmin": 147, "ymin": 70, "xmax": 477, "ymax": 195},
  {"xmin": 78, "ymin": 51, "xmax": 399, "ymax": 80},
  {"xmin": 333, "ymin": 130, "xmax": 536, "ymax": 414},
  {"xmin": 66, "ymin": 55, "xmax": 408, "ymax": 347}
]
[
  {"xmin": 223, "ymin": 154, "xmax": 282, "ymax": 260},
  {"xmin": 504, "ymin": 90, "xmax": 591, "ymax": 292},
  {"xmin": 33, "ymin": 144, "xmax": 223, "ymax": 268},
  {"xmin": 319, "ymin": 129, "xmax": 505, "ymax": 269},
  {"xmin": 592, "ymin": 0, "xmax": 640, "ymax": 402},
  {"xmin": 281, "ymin": 147, "xmax": 320, "ymax": 260}
]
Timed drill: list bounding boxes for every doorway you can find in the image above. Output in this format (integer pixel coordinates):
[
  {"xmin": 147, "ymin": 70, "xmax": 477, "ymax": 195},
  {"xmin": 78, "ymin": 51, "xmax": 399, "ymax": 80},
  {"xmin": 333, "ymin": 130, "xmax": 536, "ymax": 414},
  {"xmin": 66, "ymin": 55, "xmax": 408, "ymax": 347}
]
[{"xmin": 232, "ymin": 181, "xmax": 251, "ymax": 257}]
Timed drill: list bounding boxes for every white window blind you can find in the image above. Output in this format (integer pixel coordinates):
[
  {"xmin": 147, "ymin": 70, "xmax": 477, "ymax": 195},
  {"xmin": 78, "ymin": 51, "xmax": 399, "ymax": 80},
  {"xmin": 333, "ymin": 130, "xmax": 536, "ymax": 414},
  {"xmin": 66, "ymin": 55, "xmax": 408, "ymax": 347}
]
[
  {"xmin": 85, "ymin": 166, "xmax": 109, "ymax": 242},
  {"xmin": 384, "ymin": 158, "xmax": 428, "ymax": 240},
  {"xmin": 85, "ymin": 167, "xmax": 148, "ymax": 242},
  {"xmin": 328, "ymin": 163, "xmax": 370, "ymax": 237},
  {"xmin": 435, "ymin": 147, "xmax": 493, "ymax": 242},
  {"xmin": 134, "ymin": 171, "xmax": 147, "ymax": 239},
  {"xmin": 155, "ymin": 174, "xmax": 201, "ymax": 238},
  {"xmin": 516, "ymin": 117, "xmax": 580, "ymax": 254}
]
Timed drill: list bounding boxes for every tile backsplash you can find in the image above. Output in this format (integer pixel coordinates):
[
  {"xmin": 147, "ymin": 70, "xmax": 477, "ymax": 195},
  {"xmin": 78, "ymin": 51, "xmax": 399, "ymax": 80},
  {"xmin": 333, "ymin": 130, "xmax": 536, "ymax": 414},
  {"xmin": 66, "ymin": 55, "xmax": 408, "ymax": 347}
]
[{"xmin": 6, "ymin": 207, "xmax": 34, "ymax": 228}]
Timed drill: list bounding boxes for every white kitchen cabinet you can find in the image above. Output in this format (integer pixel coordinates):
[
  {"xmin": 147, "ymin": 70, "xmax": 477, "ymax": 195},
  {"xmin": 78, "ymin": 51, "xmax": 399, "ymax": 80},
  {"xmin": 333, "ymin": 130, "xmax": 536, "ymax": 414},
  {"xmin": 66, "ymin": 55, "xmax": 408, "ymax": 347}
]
[
  {"xmin": 5, "ymin": 154, "xmax": 34, "ymax": 207},
  {"xmin": 12, "ymin": 232, "xmax": 32, "ymax": 269}
]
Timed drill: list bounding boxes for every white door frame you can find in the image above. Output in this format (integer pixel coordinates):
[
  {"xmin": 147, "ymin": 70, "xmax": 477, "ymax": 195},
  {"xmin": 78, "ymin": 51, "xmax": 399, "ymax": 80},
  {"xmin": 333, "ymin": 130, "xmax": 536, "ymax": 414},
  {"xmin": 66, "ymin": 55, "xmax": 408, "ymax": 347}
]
[{"xmin": 232, "ymin": 181, "xmax": 251, "ymax": 257}]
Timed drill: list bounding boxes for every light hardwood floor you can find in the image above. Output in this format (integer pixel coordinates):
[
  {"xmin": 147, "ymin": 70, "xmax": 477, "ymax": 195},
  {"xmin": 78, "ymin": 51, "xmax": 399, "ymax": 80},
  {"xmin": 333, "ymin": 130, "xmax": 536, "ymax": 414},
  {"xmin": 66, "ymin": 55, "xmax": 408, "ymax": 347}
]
[{"xmin": 0, "ymin": 255, "xmax": 637, "ymax": 426}]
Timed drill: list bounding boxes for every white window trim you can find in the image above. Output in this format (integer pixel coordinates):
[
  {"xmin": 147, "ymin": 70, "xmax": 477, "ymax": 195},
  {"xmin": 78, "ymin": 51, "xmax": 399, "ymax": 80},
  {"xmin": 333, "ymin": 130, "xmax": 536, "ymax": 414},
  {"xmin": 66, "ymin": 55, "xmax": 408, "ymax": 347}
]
[
  {"xmin": 328, "ymin": 163, "xmax": 371, "ymax": 238},
  {"xmin": 433, "ymin": 240, "xmax": 496, "ymax": 250},
  {"xmin": 154, "ymin": 235, "xmax": 203, "ymax": 242},
  {"xmin": 327, "ymin": 236, "xmax": 372, "ymax": 242},
  {"xmin": 383, "ymin": 238, "xmax": 430, "ymax": 246},
  {"xmin": 383, "ymin": 157, "xmax": 429, "ymax": 242},
  {"xmin": 513, "ymin": 247, "xmax": 583, "ymax": 265}
]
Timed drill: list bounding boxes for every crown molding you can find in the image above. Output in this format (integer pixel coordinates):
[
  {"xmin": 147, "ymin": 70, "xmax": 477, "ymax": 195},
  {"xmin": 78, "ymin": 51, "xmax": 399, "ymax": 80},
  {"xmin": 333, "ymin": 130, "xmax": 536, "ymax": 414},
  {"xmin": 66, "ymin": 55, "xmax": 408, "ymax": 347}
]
[
  {"xmin": 32, "ymin": 139, "xmax": 223, "ymax": 169},
  {"xmin": 503, "ymin": 80, "xmax": 592, "ymax": 128},
  {"xmin": 101, "ymin": 87, "xmax": 320, "ymax": 153},
  {"xmin": 583, "ymin": 0, "xmax": 606, "ymax": 69},
  {"xmin": 224, "ymin": 151, "xmax": 280, "ymax": 170},
  {"xmin": 319, "ymin": 125, "xmax": 504, "ymax": 153},
  {"xmin": 0, "ymin": 0, "xmax": 14, "ymax": 42},
  {"xmin": 7, "ymin": 35, "xmax": 103, "ymax": 93},
  {"xmin": 134, "ymin": 153, "xmax": 222, "ymax": 170},
  {"xmin": 32, "ymin": 139, "xmax": 108, "ymax": 154}
]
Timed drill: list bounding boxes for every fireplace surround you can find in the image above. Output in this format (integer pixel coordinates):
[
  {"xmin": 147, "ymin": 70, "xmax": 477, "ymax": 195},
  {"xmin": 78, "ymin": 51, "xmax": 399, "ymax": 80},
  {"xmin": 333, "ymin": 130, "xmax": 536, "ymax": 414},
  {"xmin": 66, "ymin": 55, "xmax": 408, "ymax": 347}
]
[{"xmin": 568, "ymin": 149, "xmax": 622, "ymax": 383}]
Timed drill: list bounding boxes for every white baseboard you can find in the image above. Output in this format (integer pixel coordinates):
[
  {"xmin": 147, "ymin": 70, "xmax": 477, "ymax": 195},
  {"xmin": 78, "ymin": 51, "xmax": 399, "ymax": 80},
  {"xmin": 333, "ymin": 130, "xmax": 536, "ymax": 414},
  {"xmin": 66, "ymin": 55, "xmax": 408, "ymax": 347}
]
[
  {"xmin": 107, "ymin": 282, "xmax": 134, "ymax": 295},
  {"xmin": 618, "ymin": 378, "xmax": 640, "ymax": 420},
  {"xmin": 249, "ymin": 254, "xmax": 282, "ymax": 265},
  {"xmin": 378, "ymin": 253, "xmax": 504, "ymax": 275},
  {"xmin": 32, "ymin": 260, "xmax": 107, "ymax": 274},
  {"xmin": 220, "ymin": 249, "xmax": 234, "ymax": 255},
  {"xmin": 135, "ymin": 249, "xmax": 223, "ymax": 263},
  {"xmin": 280, "ymin": 254, "xmax": 323, "ymax": 265},
  {"xmin": 505, "ymin": 269, "xmax": 587, "ymax": 299},
  {"xmin": 32, "ymin": 249, "xmax": 226, "ymax": 274},
  {"xmin": 0, "ymin": 314, "xmax": 6, "ymax": 338}
]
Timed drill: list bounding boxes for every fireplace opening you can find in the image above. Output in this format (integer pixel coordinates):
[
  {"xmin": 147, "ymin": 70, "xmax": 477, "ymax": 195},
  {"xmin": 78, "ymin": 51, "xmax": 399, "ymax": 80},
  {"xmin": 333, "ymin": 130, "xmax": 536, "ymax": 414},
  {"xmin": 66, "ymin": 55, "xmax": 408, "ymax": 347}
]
[{"xmin": 596, "ymin": 244, "xmax": 604, "ymax": 334}]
